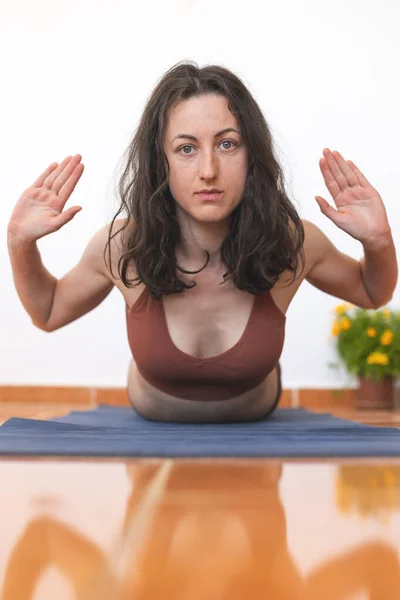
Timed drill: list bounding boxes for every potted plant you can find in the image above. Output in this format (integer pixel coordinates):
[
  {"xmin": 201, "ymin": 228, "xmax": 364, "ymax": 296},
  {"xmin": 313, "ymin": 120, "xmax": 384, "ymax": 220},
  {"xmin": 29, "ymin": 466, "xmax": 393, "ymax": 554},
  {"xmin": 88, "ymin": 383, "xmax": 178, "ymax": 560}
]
[{"xmin": 330, "ymin": 303, "xmax": 400, "ymax": 409}]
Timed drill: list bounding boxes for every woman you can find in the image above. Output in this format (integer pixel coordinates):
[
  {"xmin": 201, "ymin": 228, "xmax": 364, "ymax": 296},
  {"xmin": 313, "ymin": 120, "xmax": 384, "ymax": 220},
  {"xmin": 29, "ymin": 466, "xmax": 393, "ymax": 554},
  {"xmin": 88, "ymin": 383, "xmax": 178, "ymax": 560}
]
[{"xmin": 7, "ymin": 61, "xmax": 397, "ymax": 423}]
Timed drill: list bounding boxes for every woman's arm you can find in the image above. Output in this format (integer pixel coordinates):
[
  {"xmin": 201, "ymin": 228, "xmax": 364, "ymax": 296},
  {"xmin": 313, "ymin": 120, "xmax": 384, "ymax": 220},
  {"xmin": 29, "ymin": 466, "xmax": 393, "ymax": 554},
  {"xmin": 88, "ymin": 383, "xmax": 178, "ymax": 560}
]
[
  {"xmin": 360, "ymin": 232, "xmax": 398, "ymax": 308},
  {"xmin": 303, "ymin": 221, "xmax": 397, "ymax": 309},
  {"xmin": 306, "ymin": 147, "xmax": 398, "ymax": 308}
]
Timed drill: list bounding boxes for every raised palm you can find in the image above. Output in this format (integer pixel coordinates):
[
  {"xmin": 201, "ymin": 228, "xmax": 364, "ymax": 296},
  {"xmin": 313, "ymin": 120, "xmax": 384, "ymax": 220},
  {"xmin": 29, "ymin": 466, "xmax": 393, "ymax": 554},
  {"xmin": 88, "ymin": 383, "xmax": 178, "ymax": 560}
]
[
  {"xmin": 315, "ymin": 148, "xmax": 390, "ymax": 246},
  {"xmin": 8, "ymin": 155, "xmax": 84, "ymax": 243}
]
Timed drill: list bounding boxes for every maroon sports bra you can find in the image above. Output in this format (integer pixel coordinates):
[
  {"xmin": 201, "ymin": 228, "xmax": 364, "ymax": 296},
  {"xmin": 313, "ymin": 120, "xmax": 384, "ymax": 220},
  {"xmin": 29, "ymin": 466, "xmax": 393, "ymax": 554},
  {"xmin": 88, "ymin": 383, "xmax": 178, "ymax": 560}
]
[{"xmin": 125, "ymin": 287, "xmax": 285, "ymax": 401}]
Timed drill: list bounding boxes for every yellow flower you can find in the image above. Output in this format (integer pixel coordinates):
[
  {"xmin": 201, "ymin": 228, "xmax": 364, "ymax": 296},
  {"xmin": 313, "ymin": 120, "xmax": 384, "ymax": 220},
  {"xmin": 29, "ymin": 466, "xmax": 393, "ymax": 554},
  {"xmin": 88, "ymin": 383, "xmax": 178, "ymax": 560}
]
[
  {"xmin": 381, "ymin": 329, "xmax": 394, "ymax": 346},
  {"xmin": 367, "ymin": 327, "xmax": 377, "ymax": 337},
  {"xmin": 340, "ymin": 317, "xmax": 352, "ymax": 331},
  {"xmin": 383, "ymin": 309, "xmax": 391, "ymax": 318},
  {"xmin": 331, "ymin": 320, "xmax": 341, "ymax": 336},
  {"xmin": 335, "ymin": 303, "xmax": 354, "ymax": 315},
  {"xmin": 366, "ymin": 352, "xmax": 389, "ymax": 365},
  {"xmin": 335, "ymin": 304, "xmax": 347, "ymax": 315}
]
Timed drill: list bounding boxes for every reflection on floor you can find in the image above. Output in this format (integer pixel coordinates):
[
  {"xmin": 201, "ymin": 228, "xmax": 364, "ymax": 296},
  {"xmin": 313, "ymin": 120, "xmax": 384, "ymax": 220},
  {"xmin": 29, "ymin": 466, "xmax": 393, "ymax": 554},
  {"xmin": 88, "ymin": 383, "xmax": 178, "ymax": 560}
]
[{"xmin": 0, "ymin": 400, "xmax": 399, "ymax": 599}]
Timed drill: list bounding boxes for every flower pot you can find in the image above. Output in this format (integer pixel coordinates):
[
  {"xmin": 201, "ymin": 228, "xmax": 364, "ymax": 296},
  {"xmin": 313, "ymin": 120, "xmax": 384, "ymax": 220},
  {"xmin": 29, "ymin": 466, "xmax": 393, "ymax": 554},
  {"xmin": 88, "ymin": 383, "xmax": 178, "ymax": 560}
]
[{"xmin": 356, "ymin": 375, "xmax": 395, "ymax": 410}]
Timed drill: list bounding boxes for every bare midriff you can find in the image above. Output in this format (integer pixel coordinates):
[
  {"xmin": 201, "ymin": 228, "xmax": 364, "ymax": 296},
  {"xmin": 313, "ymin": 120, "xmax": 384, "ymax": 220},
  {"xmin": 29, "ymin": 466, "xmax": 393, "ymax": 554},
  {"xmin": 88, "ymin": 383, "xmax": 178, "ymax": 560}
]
[{"xmin": 126, "ymin": 358, "xmax": 279, "ymax": 423}]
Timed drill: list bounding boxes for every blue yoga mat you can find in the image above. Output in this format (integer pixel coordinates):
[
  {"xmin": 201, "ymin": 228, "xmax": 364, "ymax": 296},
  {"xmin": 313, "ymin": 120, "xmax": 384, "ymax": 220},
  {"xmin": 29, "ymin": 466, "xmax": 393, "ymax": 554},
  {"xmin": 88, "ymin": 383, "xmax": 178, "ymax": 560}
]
[{"xmin": 0, "ymin": 405, "xmax": 400, "ymax": 457}]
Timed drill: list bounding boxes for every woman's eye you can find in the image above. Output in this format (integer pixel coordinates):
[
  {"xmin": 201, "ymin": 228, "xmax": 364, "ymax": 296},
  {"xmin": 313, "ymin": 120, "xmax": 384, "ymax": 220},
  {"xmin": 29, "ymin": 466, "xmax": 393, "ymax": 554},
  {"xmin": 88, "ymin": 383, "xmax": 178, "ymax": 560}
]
[
  {"xmin": 220, "ymin": 140, "xmax": 236, "ymax": 150},
  {"xmin": 181, "ymin": 145, "xmax": 193, "ymax": 154}
]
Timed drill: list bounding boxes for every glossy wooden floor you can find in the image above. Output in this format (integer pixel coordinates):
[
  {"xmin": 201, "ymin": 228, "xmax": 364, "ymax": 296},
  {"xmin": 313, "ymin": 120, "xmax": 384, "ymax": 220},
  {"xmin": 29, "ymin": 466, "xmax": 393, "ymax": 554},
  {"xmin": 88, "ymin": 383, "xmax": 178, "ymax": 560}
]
[{"xmin": 1, "ymin": 402, "xmax": 400, "ymax": 599}]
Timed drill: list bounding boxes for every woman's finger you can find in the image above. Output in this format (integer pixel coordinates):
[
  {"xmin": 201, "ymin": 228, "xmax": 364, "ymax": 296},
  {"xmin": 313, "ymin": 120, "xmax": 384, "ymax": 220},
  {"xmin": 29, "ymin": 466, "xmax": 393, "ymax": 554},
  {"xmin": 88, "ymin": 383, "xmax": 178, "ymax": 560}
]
[
  {"xmin": 319, "ymin": 157, "xmax": 341, "ymax": 200},
  {"xmin": 331, "ymin": 150, "xmax": 359, "ymax": 188},
  {"xmin": 57, "ymin": 163, "xmax": 85, "ymax": 201},
  {"xmin": 51, "ymin": 155, "xmax": 82, "ymax": 196},
  {"xmin": 33, "ymin": 162, "xmax": 60, "ymax": 188},
  {"xmin": 51, "ymin": 205, "xmax": 82, "ymax": 230},
  {"xmin": 346, "ymin": 160, "xmax": 372, "ymax": 188},
  {"xmin": 43, "ymin": 156, "xmax": 75, "ymax": 191}
]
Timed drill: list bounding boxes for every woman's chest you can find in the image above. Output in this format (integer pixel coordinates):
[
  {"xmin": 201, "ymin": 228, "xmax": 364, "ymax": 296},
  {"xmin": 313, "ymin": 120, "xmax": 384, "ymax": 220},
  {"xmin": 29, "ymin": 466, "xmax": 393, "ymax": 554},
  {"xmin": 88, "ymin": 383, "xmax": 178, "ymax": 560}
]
[
  {"xmin": 160, "ymin": 286, "xmax": 257, "ymax": 359},
  {"xmin": 117, "ymin": 269, "xmax": 293, "ymax": 360}
]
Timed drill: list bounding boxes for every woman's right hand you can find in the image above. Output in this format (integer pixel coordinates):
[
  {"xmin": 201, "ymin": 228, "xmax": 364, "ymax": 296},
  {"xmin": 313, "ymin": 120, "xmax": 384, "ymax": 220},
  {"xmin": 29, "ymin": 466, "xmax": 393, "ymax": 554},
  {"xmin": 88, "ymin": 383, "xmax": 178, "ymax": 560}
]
[{"xmin": 7, "ymin": 154, "xmax": 85, "ymax": 244}]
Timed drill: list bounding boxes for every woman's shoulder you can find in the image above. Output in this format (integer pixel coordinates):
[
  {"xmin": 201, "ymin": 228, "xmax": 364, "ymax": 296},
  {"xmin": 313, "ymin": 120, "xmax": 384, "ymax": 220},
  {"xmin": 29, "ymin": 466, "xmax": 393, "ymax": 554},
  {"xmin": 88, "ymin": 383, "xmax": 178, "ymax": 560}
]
[
  {"xmin": 300, "ymin": 218, "xmax": 335, "ymax": 273},
  {"xmin": 273, "ymin": 218, "xmax": 323, "ymax": 287},
  {"xmin": 95, "ymin": 217, "xmax": 136, "ymax": 279},
  {"xmin": 102, "ymin": 217, "xmax": 136, "ymax": 248}
]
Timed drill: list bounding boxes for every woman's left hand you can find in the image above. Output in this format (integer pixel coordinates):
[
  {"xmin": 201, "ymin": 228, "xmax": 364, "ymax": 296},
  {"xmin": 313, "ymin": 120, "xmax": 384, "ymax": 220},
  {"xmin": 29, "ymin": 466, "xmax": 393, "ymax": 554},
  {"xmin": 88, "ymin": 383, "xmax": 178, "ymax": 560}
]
[{"xmin": 315, "ymin": 148, "xmax": 391, "ymax": 247}]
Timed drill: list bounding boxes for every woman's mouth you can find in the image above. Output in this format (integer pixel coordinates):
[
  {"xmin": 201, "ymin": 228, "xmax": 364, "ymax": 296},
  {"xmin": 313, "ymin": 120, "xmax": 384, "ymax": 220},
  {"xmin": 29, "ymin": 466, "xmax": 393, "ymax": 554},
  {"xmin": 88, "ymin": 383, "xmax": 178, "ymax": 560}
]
[{"xmin": 196, "ymin": 191, "xmax": 223, "ymax": 201}]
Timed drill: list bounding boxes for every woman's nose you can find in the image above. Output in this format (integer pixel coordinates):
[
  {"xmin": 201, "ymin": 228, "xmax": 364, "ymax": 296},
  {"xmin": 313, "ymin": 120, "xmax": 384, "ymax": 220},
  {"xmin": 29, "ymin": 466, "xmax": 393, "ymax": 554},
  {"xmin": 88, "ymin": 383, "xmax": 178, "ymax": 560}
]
[{"xmin": 199, "ymin": 152, "xmax": 218, "ymax": 179}]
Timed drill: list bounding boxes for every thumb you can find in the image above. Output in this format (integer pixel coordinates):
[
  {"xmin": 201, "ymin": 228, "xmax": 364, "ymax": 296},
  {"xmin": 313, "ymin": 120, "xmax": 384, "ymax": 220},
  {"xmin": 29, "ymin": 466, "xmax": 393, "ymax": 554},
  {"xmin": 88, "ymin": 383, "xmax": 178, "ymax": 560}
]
[
  {"xmin": 53, "ymin": 206, "xmax": 82, "ymax": 229},
  {"xmin": 315, "ymin": 196, "xmax": 339, "ymax": 223}
]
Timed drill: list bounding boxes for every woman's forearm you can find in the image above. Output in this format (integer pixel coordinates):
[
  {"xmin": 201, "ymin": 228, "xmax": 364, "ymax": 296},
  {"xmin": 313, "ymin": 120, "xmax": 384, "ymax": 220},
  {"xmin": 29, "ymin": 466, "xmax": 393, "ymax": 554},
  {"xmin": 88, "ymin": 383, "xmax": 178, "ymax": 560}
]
[
  {"xmin": 360, "ymin": 232, "xmax": 398, "ymax": 308},
  {"xmin": 7, "ymin": 233, "xmax": 57, "ymax": 329}
]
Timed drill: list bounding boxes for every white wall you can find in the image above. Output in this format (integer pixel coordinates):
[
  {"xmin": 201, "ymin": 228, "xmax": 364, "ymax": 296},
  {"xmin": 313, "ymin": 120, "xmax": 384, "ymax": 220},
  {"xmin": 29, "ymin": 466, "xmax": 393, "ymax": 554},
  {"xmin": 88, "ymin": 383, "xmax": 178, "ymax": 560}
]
[{"xmin": 1, "ymin": 0, "xmax": 399, "ymax": 389}]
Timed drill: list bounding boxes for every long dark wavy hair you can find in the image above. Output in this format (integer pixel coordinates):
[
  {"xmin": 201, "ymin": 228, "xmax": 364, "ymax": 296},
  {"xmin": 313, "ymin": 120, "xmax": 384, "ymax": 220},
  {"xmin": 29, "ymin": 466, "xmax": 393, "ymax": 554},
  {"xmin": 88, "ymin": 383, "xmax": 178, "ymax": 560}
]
[{"xmin": 105, "ymin": 60, "xmax": 305, "ymax": 299}]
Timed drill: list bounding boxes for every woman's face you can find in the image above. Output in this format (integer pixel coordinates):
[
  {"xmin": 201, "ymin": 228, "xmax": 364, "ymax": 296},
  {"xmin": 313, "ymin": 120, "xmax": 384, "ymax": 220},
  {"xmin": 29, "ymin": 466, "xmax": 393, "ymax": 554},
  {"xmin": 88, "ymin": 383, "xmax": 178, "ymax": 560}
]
[{"xmin": 163, "ymin": 94, "xmax": 248, "ymax": 224}]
